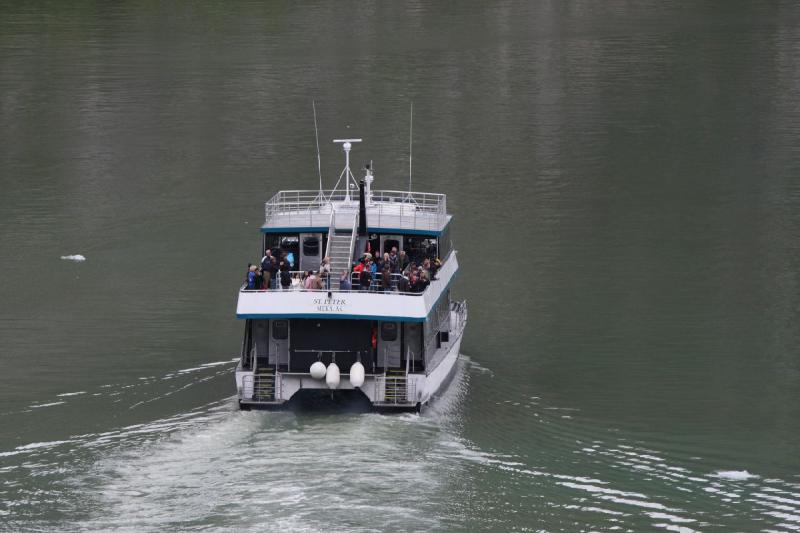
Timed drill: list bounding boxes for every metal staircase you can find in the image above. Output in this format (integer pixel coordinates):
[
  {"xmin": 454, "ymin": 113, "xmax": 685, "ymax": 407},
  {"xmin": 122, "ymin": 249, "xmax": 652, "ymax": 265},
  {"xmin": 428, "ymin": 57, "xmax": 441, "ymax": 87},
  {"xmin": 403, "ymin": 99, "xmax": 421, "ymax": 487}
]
[
  {"xmin": 383, "ymin": 369, "xmax": 408, "ymax": 403},
  {"xmin": 252, "ymin": 367, "xmax": 276, "ymax": 401},
  {"xmin": 326, "ymin": 210, "xmax": 358, "ymax": 289}
]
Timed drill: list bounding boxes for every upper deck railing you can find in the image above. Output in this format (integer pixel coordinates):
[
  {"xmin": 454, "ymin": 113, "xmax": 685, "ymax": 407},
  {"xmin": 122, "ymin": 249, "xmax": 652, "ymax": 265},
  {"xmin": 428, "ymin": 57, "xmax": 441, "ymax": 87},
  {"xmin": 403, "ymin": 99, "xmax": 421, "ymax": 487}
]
[{"xmin": 264, "ymin": 189, "xmax": 447, "ymax": 232}]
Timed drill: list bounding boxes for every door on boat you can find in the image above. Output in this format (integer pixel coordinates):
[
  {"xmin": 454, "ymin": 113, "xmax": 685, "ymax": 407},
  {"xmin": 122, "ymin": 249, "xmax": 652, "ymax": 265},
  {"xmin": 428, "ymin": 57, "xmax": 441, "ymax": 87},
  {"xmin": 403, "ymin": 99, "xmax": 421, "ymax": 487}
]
[
  {"xmin": 379, "ymin": 235, "xmax": 403, "ymax": 257},
  {"xmin": 299, "ymin": 233, "xmax": 322, "ymax": 272},
  {"xmin": 403, "ymin": 323, "xmax": 424, "ymax": 373},
  {"xmin": 270, "ymin": 319, "xmax": 289, "ymax": 371},
  {"xmin": 377, "ymin": 322, "xmax": 401, "ymax": 370}
]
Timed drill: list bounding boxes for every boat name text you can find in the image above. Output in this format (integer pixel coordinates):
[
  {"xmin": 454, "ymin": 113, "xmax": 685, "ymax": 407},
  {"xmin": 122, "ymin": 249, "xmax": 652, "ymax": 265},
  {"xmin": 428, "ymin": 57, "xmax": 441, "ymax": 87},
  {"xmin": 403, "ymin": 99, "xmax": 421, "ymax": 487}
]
[{"xmin": 313, "ymin": 297, "xmax": 346, "ymax": 312}]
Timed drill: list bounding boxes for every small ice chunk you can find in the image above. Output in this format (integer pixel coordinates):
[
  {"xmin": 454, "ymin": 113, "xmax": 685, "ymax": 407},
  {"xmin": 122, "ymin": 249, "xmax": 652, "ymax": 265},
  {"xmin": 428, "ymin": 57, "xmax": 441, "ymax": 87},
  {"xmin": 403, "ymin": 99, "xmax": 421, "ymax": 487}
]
[
  {"xmin": 61, "ymin": 254, "xmax": 86, "ymax": 262},
  {"xmin": 712, "ymin": 470, "xmax": 759, "ymax": 481}
]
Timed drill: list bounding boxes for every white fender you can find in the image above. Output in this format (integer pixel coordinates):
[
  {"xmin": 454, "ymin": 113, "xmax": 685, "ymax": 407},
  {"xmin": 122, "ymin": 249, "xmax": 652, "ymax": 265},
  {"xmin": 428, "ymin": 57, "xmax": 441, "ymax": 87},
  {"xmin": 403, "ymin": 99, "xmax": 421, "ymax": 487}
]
[
  {"xmin": 310, "ymin": 361, "xmax": 327, "ymax": 380},
  {"xmin": 349, "ymin": 362, "xmax": 365, "ymax": 388},
  {"xmin": 325, "ymin": 362, "xmax": 340, "ymax": 389}
]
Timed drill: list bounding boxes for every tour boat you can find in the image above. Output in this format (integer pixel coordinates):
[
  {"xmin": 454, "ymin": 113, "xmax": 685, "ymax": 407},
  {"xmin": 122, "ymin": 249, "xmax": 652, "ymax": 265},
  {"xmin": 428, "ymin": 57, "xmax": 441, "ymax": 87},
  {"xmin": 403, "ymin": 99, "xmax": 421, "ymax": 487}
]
[{"xmin": 235, "ymin": 138, "xmax": 466, "ymax": 411}]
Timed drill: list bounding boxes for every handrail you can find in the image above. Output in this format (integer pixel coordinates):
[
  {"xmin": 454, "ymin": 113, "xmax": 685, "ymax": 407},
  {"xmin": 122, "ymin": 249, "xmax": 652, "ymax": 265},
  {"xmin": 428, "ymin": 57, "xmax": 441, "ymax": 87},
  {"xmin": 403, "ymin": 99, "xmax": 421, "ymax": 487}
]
[
  {"xmin": 324, "ymin": 209, "xmax": 336, "ymax": 261},
  {"xmin": 374, "ymin": 375, "xmax": 416, "ymax": 404},
  {"xmin": 347, "ymin": 211, "xmax": 358, "ymax": 266},
  {"xmin": 264, "ymin": 189, "xmax": 447, "ymax": 230},
  {"xmin": 350, "ymin": 271, "xmax": 425, "ymax": 293}
]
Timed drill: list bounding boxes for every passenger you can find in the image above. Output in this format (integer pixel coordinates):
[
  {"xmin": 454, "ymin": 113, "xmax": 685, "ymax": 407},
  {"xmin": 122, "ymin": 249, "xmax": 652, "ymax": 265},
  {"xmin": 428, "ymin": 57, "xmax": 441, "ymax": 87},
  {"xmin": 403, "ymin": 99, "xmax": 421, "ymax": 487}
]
[
  {"xmin": 353, "ymin": 258, "xmax": 365, "ymax": 273},
  {"xmin": 279, "ymin": 260, "xmax": 292, "ymax": 289},
  {"xmin": 320, "ymin": 257, "xmax": 331, "ymax": 289},
  {"xmin": 359, "ymin": 266, "xmax": 372, "ymax": 291},
  {"xmin": 261, "ymin": 249, "xmax": 273, "ymax": 271},
  {"xmin": 254, "ymin": 267, "xmax": 265, "ymax": 290},
  {"xmin": 397, "ymin": 274, "xmax": 410, "ymax": 293},
  {"xmin": 260, "ymin": 249, "xmax": 273, "ymax": 289},
  {"xmin": 247, "ymin": 264, "xmax": 258, "ymax": 290},
  {"xmin": 398, "ymin": 250, "xmax": 409, "ymax": 272},
  {"xmin": 304, "ymin": 270, "xmax": 316, "ymax": 289},
  {"xmin": 431, "ymin": 256, "xmax": 442, "ymax": 280},
  {"xmin": 408, "ymin": 271, "xmax": 420, "ymax": 293},
  {"xmin": 425, "ymin": 239, "xmax": 437, "ymax": 260},
  {"xmin": 422, "ymin": 258, "xmax": 432, "ymax": 282},
  {"xmin": 339, "ymin": 270, "xmax": 352, "ymax": 291},
  {"xmin": 311, "ymin": 273, "xmax": 323, "ymax": 290},
  {"xmin": 381, "ymin": 268, "xmax": 393, "ymax": 292},
  {"xmin": 419, "ymin": 269, "xmax": 431, "ymax": 290},
  {"xmin": 389, "ymin": 247, "xmax": 399, "ymax": 273},
  {"xmin": 404, "ymin": 261, "xmax": 416, "ymax": 277}
]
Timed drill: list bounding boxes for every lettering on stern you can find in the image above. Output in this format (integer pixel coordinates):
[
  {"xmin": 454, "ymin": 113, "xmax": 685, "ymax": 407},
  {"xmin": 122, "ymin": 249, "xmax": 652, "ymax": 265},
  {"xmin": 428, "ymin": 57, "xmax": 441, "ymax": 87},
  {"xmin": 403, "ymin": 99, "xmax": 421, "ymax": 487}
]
[{"xmin": 313, "ymin": 297, "xmax": 347, "ymax": 313}]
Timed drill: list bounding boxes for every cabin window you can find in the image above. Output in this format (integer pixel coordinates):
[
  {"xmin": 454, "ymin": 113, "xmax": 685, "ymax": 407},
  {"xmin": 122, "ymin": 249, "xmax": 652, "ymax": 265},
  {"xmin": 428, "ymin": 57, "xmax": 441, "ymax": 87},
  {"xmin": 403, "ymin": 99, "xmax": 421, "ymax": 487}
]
[
  {"xmin": 302, "ymin": 236, "xmax": 320, "ymax": 256},
  {"xmin": 273, "ymin": 320, "xmax": 288, "ymax": 340},
  {"xmin": 403, "ymin": 236, "xmax": 437, "ymax": 263},
  {"xmin": 381, "ymin": 322, "xmax": 398, "ymax": 342},
  {"xmin": 439, "ymin": 223, "xmax": 451, "ymax": 259}
]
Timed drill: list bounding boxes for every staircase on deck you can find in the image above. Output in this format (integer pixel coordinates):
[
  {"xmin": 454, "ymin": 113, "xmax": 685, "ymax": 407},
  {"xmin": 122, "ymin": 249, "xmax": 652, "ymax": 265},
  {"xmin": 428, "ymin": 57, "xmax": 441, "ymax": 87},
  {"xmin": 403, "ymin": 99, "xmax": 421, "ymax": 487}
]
[
  {"xmin": 383, "ymin": 369, "xmax": 408, "ymax": 403},
  {"xmin": 253, "ymin": 355, "xmax": 276, "ymax": 401},
  {"xmin": 326, "ymin": 209, "xmax": 358, "ymax": 289}
]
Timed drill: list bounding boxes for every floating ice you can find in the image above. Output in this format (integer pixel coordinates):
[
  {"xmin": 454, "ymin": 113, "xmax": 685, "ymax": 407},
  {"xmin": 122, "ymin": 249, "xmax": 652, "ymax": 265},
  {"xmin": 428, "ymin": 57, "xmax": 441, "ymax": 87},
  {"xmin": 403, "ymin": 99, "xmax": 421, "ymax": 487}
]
[
  {"xmin": 712, "ymin": 470, "xmax": 759, "ymax": 481},
  {"xmin": 60, "ymin": 254, "xmax": 86, "ymax": 262}
]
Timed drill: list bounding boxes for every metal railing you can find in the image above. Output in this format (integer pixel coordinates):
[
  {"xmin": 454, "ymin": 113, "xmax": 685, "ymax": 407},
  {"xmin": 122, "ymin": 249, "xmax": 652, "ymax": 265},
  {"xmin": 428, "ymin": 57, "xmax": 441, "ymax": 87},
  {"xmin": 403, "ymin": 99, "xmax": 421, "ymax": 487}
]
[
  {"xmin": 347, "ymin": 212, "xmax": 357, "ymax": 263},
  {"xmin": 264, "ymin": 189, "xmax": 447, "ymax": 230},
  {"xmin": 324, "ymin": 209, "xmax": 336, "ymax": 260},
  {"xmin": 240, "ymin": 373, "xmax": 281, "ymax": 402},
  {"xmin": 374, "ymin": 375, "xmax": 417, "ymax": 404},
  {"xmin": 349, "ymin": 271, "xmax": 425, "ymax": 293},
  {"xmin": 240, "ymin": 271, "xmax": 426, "ymax": 295}
]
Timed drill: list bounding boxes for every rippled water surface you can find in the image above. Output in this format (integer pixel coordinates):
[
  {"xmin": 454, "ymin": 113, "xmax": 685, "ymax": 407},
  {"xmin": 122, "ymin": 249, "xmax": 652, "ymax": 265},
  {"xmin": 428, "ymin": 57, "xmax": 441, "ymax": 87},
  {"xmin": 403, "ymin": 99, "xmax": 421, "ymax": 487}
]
[{"xmin": 2, "ymin": 1, "xmax": 800, "ymax": 531}]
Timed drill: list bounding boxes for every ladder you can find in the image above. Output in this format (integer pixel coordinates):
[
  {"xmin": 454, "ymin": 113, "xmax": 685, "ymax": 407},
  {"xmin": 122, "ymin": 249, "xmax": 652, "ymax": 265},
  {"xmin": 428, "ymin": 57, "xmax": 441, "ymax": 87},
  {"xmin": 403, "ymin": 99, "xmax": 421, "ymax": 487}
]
[
  {"xmin": 326, "ymin": 210, "xmax": 358, "ymax": 289},
  {"xmin": 383, "ymin": 369, "xmax": 408, "ymax": 403},
  {"xmin": 253, "ymin": 367, "xmax": 276, "ymax": 401}
]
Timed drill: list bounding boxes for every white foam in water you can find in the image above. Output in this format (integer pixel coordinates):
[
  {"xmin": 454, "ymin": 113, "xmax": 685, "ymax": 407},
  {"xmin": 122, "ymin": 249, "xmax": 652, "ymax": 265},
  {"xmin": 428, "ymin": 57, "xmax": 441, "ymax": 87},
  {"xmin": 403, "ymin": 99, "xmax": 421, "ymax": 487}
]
[
  {"xmin": 647, "ymin": 512, "xmax": 696, "ymax": 524},
  {"xmin": 712, "ymin": 470, "xmax": 759, "ymax": 481},
  {"xmin": 652, "ymin": 524, "xmax": 698, "ymax": 533},
  {"xmin": 60, "ymin": 254, "xmax": 86, "ymax": 262},
  {"xmin": 29, "ymin": 401, "xmax": 65, "ymax": 409},
  {"xmin": 56, "ymin": 391, "xmax": 86, "ymax": 397},
  {"xmin": 177, "ymin": 360, "xmax": 235, "ymax": 374}
]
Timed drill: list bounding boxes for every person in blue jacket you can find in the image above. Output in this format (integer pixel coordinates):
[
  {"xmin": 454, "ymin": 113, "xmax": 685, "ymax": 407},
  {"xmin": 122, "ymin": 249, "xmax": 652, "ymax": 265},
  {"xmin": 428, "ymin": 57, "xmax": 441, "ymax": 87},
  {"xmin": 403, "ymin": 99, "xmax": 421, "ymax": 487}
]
[{"xmin": 247, "ymin": 264, "xmax": 258, "ymax": 289}]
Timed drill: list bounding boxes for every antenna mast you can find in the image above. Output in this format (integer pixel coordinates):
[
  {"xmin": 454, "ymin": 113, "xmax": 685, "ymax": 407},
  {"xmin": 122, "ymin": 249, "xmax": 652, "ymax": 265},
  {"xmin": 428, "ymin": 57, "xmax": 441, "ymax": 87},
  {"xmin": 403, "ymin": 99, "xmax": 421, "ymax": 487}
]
[
  {"xmin": 313, "ymin": 100, "xmax": 323, "ymax": 198},
  {"xmin": 408, "ymin": 101, "xmax": 413, "ymax": 194},
  {"xmin": 332, "ymin": 138, "xmax": 362, "ymax": 202}
]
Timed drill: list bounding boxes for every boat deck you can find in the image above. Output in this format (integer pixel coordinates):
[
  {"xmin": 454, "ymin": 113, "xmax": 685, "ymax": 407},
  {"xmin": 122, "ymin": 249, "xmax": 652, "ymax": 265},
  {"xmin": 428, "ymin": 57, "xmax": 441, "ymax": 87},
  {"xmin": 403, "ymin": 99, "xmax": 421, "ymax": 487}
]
[{"xmin": 263, "ymin": 189, "xmax": 450, "ymax": 233}]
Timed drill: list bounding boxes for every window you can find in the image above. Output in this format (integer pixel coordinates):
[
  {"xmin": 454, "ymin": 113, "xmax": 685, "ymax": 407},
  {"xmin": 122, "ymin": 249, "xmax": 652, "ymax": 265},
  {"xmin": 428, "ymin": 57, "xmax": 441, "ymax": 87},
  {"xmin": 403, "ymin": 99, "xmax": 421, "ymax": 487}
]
[
  {"xmin": 381, "ymin": 322, "xmax": 398, "ymax": 342},
  {"xmin": 302, "ymin": 236, "xmax": 320, "ymax": 256},
  {"xmin": 273, "ymin": 320, "xmax": 288, "ymax": 340}
]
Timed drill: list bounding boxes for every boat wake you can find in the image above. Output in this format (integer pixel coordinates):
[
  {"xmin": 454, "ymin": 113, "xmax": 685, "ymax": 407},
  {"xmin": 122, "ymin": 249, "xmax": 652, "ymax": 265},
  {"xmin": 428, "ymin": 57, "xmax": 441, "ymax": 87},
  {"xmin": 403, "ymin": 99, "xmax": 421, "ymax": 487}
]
[{"xmin": 1, "ymin": 356, "xmax": 799, "ymax": 531}]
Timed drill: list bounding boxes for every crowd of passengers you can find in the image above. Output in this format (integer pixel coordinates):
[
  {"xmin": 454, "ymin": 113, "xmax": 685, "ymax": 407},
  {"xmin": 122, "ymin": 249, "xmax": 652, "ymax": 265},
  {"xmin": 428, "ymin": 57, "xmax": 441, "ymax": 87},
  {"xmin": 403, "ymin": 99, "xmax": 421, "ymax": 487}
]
[{"xmin": 245, "ymin": 246, "xmax": 441, "ymax": 293}]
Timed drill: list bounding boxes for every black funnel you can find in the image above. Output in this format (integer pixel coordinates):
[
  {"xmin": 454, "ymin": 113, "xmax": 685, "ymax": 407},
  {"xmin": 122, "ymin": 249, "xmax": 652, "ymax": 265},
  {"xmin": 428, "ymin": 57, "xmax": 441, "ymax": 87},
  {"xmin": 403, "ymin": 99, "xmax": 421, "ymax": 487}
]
[{"xmin": 358, "ymin": 179, "xmax": 367, "ymax": 237}]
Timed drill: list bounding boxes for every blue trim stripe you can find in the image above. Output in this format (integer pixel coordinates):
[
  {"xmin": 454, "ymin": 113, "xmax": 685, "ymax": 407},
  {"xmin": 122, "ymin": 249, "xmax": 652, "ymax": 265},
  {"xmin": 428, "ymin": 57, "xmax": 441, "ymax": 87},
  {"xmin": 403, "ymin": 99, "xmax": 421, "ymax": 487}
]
[{"xmin": 237, "ymin": 313, "xmax": 426, "ymax": 322}]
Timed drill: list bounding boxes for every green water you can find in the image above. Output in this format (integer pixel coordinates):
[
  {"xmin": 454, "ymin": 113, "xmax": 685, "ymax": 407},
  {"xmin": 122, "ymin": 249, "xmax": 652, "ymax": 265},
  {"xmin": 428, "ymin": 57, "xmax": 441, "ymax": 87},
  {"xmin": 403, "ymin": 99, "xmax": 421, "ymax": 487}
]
[{"xmin": 1, "ymin": 1, "xmax": 799, "ymax": 530}]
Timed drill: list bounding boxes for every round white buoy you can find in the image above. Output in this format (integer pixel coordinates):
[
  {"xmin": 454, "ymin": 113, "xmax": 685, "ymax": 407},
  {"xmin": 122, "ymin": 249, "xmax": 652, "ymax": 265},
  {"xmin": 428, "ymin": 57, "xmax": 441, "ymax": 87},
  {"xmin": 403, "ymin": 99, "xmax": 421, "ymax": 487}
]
[
  {"xmin": 310, "ymin": 361, "xmax": 326, "ymax": 380},
  {"xmin": 349, "ymin": 362, "xmax": 365, "ymax": 388},
  {"xmin": 325, "ymin": 362, "xmax": 340, "ymax": 389}
]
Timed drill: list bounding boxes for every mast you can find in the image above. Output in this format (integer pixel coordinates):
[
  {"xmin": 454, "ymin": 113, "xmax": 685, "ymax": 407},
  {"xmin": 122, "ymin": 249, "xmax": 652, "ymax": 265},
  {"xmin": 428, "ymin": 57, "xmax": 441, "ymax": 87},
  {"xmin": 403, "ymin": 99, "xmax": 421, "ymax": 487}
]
[{"xmin": 333, "ymin": 138, "xmax": 361, "ymax": 202}]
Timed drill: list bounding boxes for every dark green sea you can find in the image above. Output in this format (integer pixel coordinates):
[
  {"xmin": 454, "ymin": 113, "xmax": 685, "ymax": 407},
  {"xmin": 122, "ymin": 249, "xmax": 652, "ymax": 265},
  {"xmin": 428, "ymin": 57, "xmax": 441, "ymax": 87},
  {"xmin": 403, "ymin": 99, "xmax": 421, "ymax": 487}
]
[{"xmin": 1, "ymin": 1, "xmax": 799, "ymax": 530}]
